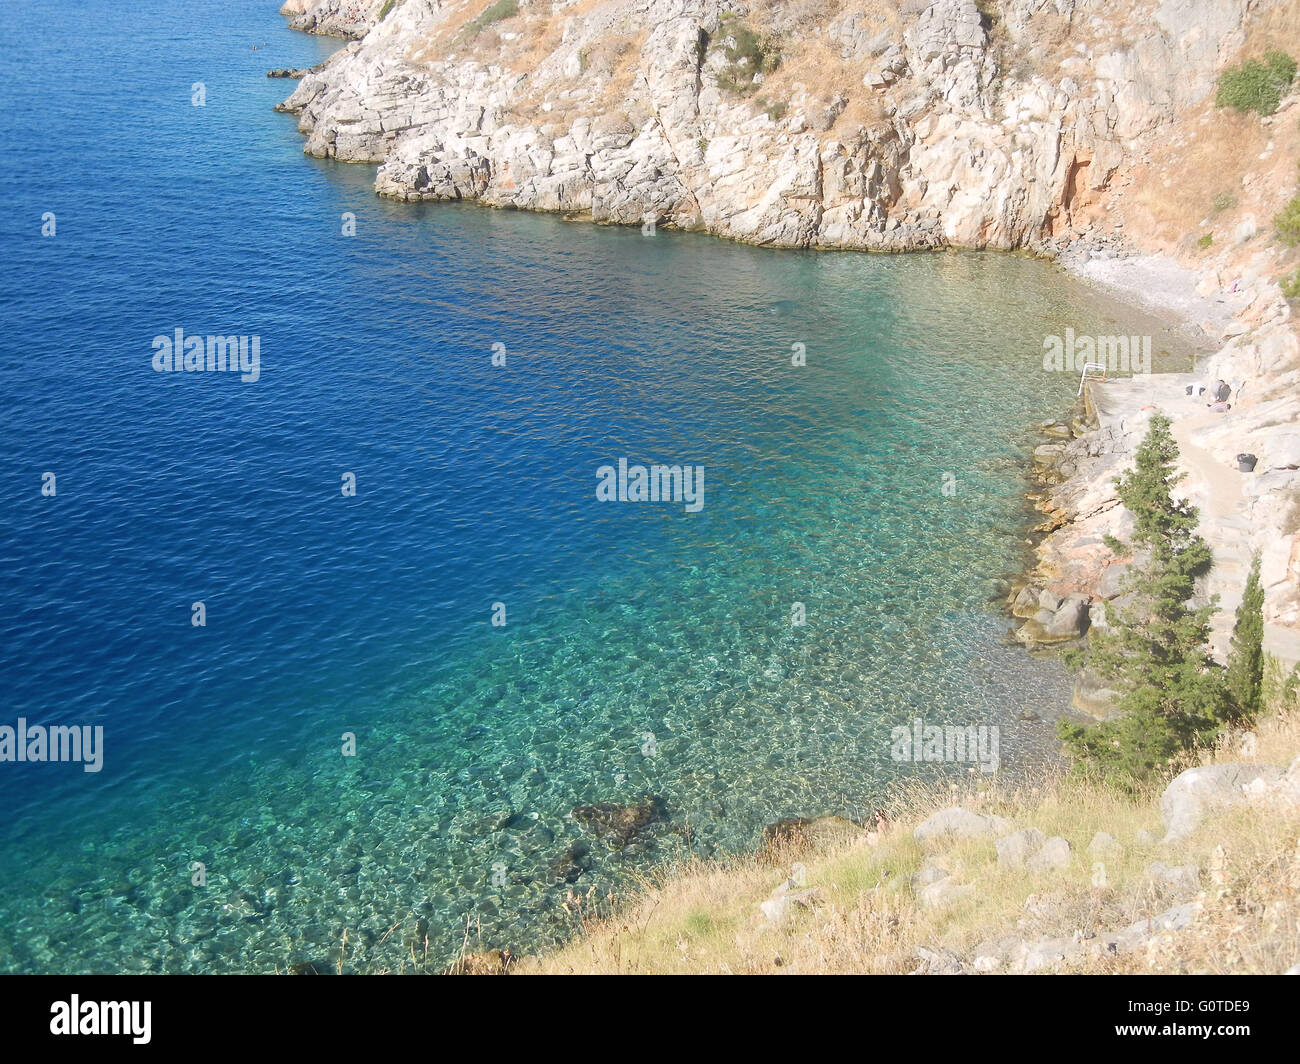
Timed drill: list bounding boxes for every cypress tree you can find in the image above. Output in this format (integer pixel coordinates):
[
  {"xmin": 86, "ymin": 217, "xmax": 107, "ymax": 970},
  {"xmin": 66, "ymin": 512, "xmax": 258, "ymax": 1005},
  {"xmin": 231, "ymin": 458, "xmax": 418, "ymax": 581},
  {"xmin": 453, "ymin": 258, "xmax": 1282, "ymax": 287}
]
[
  {"xmin": 1225, "ymin": 556, "xmax": 1265, "ymax": 720},
  {"xmin": 1059, "ymin": 413, "xmax": 1229, "ymax": 787}
]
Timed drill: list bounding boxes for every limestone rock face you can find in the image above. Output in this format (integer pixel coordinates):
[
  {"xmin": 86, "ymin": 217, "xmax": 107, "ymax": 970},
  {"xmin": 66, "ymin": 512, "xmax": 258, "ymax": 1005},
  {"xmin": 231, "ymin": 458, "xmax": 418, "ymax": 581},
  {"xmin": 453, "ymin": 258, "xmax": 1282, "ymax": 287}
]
[
  {"xmin": 288, "ymin": 0, "xmax": 386, "ymax": 39},
  {"xmin": 277, "ymin": 0, "xmax": 1252, "ymax": 251}
]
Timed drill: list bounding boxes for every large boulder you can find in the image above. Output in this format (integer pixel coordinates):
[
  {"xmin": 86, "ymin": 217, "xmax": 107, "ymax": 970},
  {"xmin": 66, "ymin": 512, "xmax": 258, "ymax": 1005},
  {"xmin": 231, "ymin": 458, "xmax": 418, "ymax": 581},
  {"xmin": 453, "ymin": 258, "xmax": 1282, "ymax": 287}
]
[
  {"xmin": 910, "ymin": 863, "xmax": 951, "ymax": 890},
  {"xmin": 1072, "ymin": 668, "xmax": 1121, "ymax": 720},
  {"xmin": 915, "ymin": 807, "xmax": 1015, "ymax": 843},
  {"xmin": 996, "ymin": 828, "xmax": 1047, "ymax": 868},
  {"xmin": 1160, "ymin": 763, "xmax": 1287, "ymax": 842},
  {"xmin": 1088, "ymin": 831, "xmax": 1125, "ymax": 860},
  {"xmin": 1011, "ymin": 585, "xmax": 1041, "ymax": 618},
  {"xmin": 1016, "ymin": 594, "xmax": 1091, "ymax": 645},
  {"xmin": 1105, "ymin": 902, "xmax": 1201, "ymax": 953},
  {"xmin": 1026, "ymin": 836, "xmax": 1074, "ymax": 873},
  {"xmin": 1044, "ymin": 596, "xmax": 1091, "ymax": 639},
  {"xmin": 919, "ymin": 879, "xmax": 975, "ymax": 909}
]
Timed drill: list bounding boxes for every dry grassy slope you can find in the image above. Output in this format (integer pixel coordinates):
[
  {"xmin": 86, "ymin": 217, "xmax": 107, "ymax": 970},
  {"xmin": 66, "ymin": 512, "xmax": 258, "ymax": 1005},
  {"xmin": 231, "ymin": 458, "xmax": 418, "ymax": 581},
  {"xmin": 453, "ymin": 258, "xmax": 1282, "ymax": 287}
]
[
  {"xmin": 516, "ymin": 698, "xmax": 1300, "ymax": 975},
  {"xmin": 1096, "ymin": 2, "xmax": 1300, "ymax": 288}
]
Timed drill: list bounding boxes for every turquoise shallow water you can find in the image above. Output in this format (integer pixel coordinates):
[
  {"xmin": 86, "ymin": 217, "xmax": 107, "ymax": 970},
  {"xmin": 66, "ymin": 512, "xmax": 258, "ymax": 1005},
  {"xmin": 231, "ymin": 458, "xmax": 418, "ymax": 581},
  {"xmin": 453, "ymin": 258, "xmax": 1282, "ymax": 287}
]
[{"xmin": 0, "ymin": 0, "xmax": 1196, "ymax": 972}]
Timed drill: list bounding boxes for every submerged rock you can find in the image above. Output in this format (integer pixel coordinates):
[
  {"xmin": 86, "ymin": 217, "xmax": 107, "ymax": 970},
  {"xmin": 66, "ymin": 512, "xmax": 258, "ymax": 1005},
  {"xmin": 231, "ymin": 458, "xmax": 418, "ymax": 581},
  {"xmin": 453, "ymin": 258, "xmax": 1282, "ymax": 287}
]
[
  {"xmin": 761, "ymin": 814, "xmax": 863, "ymax": 856},
  {"xmin": 547, "ymin": 841, "xmax": 593, "ymax": 883},
  {"xmin": 570, "ymin": 796, "xmax": 667, "ymax": 849},
  {"xmin": 454, "ymin": 949, "xmax": 513, "ymax": 975}
]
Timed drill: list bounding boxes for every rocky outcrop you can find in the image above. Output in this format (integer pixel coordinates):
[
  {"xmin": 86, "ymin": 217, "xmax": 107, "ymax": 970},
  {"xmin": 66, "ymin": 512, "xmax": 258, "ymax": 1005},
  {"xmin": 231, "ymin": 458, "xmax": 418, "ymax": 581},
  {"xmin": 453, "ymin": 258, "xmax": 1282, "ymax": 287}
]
[
  {"xmin": 1019, "ymin": 291, "xmax": 1300, "ymax": 677},
  {"xmin": 971, "ymin": 899, "xmax": 1202, "ymax": 972},
  {"xmin": 276, "ymin": 0, "xmax": 1259, "ymax": 251},
  {"xmin": 286, "ymin": 0, "xmax": 386, "ymax": 40}
]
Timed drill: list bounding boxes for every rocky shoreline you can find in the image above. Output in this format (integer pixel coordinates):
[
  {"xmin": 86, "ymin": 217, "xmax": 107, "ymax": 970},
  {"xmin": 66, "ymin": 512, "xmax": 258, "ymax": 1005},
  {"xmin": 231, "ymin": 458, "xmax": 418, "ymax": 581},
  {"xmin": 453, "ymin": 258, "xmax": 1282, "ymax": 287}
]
[{"xmin": 1004, "ymin": 241, "xmax": 1300, "ymax": 721}]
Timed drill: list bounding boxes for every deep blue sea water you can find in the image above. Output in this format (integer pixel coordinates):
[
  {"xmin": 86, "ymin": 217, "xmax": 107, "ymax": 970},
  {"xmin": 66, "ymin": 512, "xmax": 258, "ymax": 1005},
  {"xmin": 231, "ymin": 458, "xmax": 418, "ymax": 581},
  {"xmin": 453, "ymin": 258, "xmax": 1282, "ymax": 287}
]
[{"xmin": 0, "ymin": 1, "xmax": 1195, "ymax": 971}]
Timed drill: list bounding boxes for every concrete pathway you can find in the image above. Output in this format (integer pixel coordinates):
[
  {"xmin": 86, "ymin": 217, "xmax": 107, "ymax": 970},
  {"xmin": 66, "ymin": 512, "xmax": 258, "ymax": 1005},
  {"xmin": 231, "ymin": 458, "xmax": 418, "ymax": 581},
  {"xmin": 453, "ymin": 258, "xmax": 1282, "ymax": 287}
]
[{"xmin": 1085, "ymin": 375, "xmax": 1300, "ymax": 665}]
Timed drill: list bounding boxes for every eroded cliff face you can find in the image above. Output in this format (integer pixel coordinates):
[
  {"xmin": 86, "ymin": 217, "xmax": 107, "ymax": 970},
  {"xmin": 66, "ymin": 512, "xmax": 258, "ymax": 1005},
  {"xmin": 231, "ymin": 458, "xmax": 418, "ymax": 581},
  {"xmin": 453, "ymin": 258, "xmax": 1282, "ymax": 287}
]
[{"xmin": 274, "ymin": 0, "xmax": 1267, "ymax": 250}]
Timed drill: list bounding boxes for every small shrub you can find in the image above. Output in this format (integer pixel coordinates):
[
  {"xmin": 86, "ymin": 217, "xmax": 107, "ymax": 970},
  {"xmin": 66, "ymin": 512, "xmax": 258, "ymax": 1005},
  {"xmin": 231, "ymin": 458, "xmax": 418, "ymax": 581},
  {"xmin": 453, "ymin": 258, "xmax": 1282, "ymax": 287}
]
[
  {"xmin": 1212, "ymin": 191, "xmax": 1237, "ymax": 212},
  {"xmin": 1216, "ymin": 51, "xmax": 1296, "ymax": 116},
  {"xmin": 1196, "ymin": 233, "xmax": 1214, "ymax": 249},
  {"xmin": 1276, "ymin": 192, "xmax": 1300, "ymax": 245},
  {"xmin": 457, "ymin": 0, "xmax": 518, "ymax": 41},
  {"xmin": 756, "ymin": 96, "xmax": 788, "ymax": 122},
  {"xmin": 1265, "ymin": 49, "xmax": 1299, "ymax": 85},
  {"xmin": 714, "ymin": 14, "xmax": 781, "ymax": 96},
  {"xmin": 1282, "ymin": 268, "xmax": 1300, "ymax": 300},
  {"xmin": 379, "ymin": 0, "xmax": 397, "ymax": 19}
]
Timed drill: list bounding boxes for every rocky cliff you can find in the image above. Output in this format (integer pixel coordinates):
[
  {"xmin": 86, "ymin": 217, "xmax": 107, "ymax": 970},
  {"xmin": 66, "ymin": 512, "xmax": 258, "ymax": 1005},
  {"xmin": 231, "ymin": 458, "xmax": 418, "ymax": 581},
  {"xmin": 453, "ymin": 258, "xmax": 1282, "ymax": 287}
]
[
  {"xmin": 275, "ymin": 0, "xmax": 1300, "ymax": 681},
  {"xmin": 276, "ymin": 0, "xmax": 1275, "ymax": 250}
]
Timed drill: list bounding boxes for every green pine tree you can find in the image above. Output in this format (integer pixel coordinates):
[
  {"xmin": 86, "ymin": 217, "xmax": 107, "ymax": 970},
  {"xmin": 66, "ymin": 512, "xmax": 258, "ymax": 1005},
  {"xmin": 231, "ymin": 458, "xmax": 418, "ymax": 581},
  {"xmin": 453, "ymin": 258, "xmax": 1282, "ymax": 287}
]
[
  {"xmin": 1059, "ymin": 413, "xmax": 1229, "ymax": 788},
  {"xmin": 1225, "ymin": 556, "xmax": 1265, "ymax": 720}
]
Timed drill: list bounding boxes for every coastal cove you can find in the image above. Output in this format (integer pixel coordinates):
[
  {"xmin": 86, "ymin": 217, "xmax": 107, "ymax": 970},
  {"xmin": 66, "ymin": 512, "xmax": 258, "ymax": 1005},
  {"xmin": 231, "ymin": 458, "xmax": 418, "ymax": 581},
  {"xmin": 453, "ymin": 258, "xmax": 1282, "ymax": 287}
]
[{"xmin": 0, "ymin": 0, "xmax": 1215, "ymax": 973}]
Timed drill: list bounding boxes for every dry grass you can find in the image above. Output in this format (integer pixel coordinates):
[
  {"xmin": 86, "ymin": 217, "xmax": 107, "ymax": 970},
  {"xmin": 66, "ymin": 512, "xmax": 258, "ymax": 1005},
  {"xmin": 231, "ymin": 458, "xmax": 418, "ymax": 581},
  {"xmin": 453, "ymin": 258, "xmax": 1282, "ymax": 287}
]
[
  {"xmin": 1110, "ymin": 0, "xmax": 1300, "ymax": 261},
  {"xmin": 1122, "ymin": 97, "xmax": 1300, "ymax": 255},
  {"xmin": 1243, "ymin": 0, "xmax": 1300, "ymax": 60},
  {"xmin": 518, "ymin": 699, "xmax": 1300, "ymax": 975}
]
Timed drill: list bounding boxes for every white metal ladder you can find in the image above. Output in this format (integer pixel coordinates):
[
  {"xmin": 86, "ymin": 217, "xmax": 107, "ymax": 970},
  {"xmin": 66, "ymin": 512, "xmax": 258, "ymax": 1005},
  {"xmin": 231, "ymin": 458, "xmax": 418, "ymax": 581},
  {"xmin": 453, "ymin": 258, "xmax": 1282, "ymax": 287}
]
[{"xmin": 1077, "ymin": 361, "xmax": 1108, "ymax": 396}]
